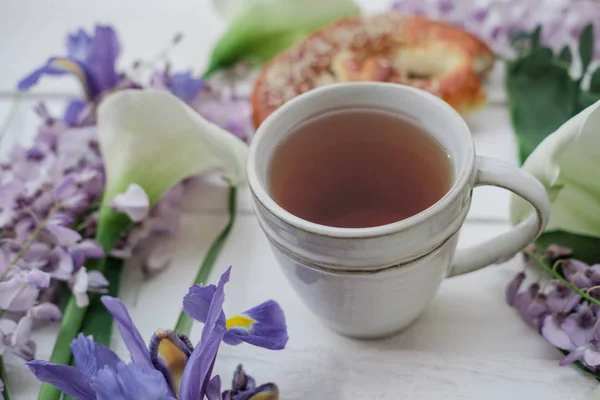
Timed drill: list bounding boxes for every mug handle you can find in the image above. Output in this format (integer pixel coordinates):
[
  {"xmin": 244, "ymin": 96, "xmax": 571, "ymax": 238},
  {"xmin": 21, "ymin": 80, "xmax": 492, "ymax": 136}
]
[{"xmin": 448, "ymin": 156, "xmax": 551, "ymax": 277}]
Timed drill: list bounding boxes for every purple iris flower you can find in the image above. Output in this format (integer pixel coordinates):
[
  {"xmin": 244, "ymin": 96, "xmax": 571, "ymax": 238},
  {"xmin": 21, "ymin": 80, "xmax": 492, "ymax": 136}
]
[
  {"xmin": 27, "ymin": 267, "xmax": 287, "ymax": 399},
  {"xmin": 151, "ymin": 71, "xmax": 205, "ymax": 104},
  {"xmin": 18, "ymin": 25, "xmax": 120, "ymax": 100},
  {"xmin": 183, "ymin": 287, "xmax": 288, "ymax": 350}
]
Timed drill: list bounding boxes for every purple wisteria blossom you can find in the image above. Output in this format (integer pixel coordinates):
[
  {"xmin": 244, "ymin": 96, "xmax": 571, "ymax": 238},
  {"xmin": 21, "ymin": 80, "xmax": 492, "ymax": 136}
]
[
  {"xmin": 28, "ymin": 267, "xmax": 287, "ymax": 399},
  {"xmin": 391, "ymin": 0, "xmax": 600, "ymax": 59},
  {"xmin": 1, "ymin": 23, "xmax": 256, "ymax": 367},
  {"xmin": 0, "ymin": 112, "xmax": 109, "ymax": 360},
  {"xmin": 507, "ymin": 245, "xmax": 600, "ymax": 374}
]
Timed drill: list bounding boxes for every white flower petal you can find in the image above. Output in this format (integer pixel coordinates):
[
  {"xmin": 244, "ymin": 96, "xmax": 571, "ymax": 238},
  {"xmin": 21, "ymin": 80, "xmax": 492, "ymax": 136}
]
[
  {"xmin": 97, "ymin": 90, "xmax": 248, "ymax": 207},
  {"xmin": 510, "ymin": 100, "xmax": 600, "ymax": 238},
  {"xmin": 110, "ymin": 183, "xmax": 150, "ymax": 222},
  {"xmin": 72, "ymin": 268, "xmax": 89, "ymax": 308}
]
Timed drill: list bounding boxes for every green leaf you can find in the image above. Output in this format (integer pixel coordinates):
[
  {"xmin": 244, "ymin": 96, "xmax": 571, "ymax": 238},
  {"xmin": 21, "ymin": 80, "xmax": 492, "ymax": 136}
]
[
  {"xmin": 590, "ymin": 68, "xmax": 600, "ymax": 93},
  {"xmin": 506, "ymin": 47, "xmax": 580, "ymax": 162},
  {"xmin": 175, "ymin": 186, "xmax": 237, "ymax": 336},
  {"xmin": 536, "ymin": 231, "xmax": 600, "ymax": 265},
  {"xmin": 579, "ymin": 89, "xmax": 600, "ymax": 110},
  {"xmin": 206, "ymin": 0, "xmax": 360, "ymax": 74},
  {"xmin": 558, "ymin": 45, "xmax": 572, "ymax": 66},
  {"xmin": 530, "ymin": 26, "xmax": 542, "ymax": 48},
  {"xmin": 509, "ymin": 31, "xmax": 533, "ymax": 57},
  {"xmin": 579, "ymin": 24, "xmax": 594, "ymax": 74}
]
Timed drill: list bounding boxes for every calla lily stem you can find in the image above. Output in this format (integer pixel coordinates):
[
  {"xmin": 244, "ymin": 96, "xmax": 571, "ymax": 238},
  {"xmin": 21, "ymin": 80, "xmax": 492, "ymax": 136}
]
[
  {"xmin": 38, "ymin": 298, "xmax": 85, "ymax": 400},
  {"xmin": 0, "ymin": 356, "xmax": 11, "ymax": 400},
  {"xmin": 175, "ymin": 186, "xmax": 237, "ymax": 336}
]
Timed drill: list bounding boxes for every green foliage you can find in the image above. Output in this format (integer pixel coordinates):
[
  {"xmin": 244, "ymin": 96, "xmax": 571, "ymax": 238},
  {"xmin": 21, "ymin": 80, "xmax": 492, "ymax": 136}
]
[{"xmin": 506, "ymin": 24, "xmax": 600, "ymax": 264}]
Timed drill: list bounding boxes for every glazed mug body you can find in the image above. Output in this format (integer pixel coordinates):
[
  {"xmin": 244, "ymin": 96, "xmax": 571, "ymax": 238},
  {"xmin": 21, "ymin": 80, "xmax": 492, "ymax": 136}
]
[{"xmin": 247, "ymin": 83, "xmax": 550, "ymax": 338}]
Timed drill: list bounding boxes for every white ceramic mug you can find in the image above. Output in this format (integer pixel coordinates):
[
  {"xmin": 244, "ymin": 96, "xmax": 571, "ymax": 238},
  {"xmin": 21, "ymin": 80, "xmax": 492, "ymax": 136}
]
[{"xmin": 247, "ymin": 83, "xmax": 550, "ymax": 339}]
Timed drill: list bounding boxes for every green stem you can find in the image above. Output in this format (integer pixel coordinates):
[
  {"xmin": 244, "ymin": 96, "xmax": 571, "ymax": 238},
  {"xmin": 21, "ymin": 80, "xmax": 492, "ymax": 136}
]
[
  {"xmin": 62, "ymin": 259, "xmax": 125, "ymax": 400},
  {"xmin": 174, "ymin": 186, "xmax": 237, "ymax": 336},
  {"xmin": 525, "ymin": 249, "xmax": 600, "ymax": 308},
  {"xmin": 80, "ymin": 258, "xmax": 124, "ymax": 346},
  {"xmin": 39, "ymin": 257, "xmax": 125, "ymax": 400},
  {"xmin": 0, "ymin": 356, "xmax": 11, "ymax": 400},
  {"xmin": 39, "ymin": 297, "xmax": 85, "ymax": 400}
]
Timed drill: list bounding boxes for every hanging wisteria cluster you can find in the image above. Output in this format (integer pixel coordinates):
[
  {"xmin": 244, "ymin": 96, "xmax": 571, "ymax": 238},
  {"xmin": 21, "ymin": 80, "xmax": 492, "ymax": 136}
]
[
  {"xmin": 507, "ymin": 245, "xmax": 600, "ymax": 375},
  {"xmin": 0, "ymin": 25, "xmax": 254, "ymax": 365},
  {"xmin": 391, "ymin": 0, "xmax": 600, "ymax": 58}
]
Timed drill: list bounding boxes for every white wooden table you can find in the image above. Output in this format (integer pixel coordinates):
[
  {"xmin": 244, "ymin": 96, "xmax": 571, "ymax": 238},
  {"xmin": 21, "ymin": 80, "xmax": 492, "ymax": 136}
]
[{"xmin": 0, "ymin": 0, "xmax": 598, "ymax": 398}]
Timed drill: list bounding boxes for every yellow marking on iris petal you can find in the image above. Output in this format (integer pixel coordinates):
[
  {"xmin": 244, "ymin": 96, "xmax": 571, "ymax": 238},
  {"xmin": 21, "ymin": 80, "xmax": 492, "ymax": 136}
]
[
  {"xmin": 48, "ymin": 58, "xmax": 91, "ymax": 98},
  {"xmin": 249, "ymin": 391, "xmax": 279, "ymax": 400},
  {"xmin": 226, "ymin": 314, "xmax": 256, "ymax": 330},
  {"xmin": 158, "ymin": 338, "xmax": 188, "ymax": 395}
]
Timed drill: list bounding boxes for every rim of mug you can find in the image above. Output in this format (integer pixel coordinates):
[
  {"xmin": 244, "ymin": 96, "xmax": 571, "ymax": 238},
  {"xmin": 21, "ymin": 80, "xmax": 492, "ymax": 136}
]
[{"xmin": 247, "ymin": 82, "xmax": 475, "ymax": 239}]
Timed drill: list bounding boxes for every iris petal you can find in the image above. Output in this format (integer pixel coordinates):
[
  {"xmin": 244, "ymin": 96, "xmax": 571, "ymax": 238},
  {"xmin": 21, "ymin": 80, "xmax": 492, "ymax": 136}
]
[
  {"xmin": 205, "ymin": 375, "xmax": 222, "ymax": 400},
  {"xmin": 170, "ymin": 71, "xmax": 204, "ymax": 103},
  {"xmin": 18, "ymin": 57, "xmax": 99, "ymax": 99},
  {"xmin": 223, "ymin": 300, "xmax": 288, "ymax": 350},
  {"xmin": 87, "ymin": 25, "xmax": 120, "ymax": 94},
  {"xmin": 183, "ymin": 283, "xmax": 226, "ymax": 327},
  {"xmin": 27, "ymin": 360, "xmax": 95, "ymax": 400},
  {"xmin": 90, "ymin": 362, "xmax": 173, "ymax": 400},
  {"xmin": 179, "ymin": 267, "xmax": 230, "ymax": 400},
  {"xmin": 70, "ymin": 333, "xmax": 120, "ymax": 377},
  {"xmin": 149, "ymin": 329, "xmax": 193, "ymax": 396},
  {"xmin": 100, "ymin": 296, "xmax": 153, "ymax": 369}
]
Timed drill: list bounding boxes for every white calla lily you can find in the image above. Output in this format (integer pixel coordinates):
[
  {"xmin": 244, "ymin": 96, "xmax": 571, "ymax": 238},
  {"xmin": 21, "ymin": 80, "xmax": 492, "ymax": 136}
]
[
  {"xmin": 95, "ymin": 89, "xmax": 248, "ymax": 249},
  {"xmin": 510, "ymin": 100, "xmax": 600, "ymax": 238},
  {"xmin": 207, "ymin": 0, "xmax": 360, "ymax": 74}
]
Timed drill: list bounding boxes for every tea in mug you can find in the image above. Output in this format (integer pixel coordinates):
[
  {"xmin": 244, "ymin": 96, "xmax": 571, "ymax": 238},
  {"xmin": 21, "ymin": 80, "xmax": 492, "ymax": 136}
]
[{"xmin": 268, "ymin": 108, "xmax": 453, "ymax": 228}]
